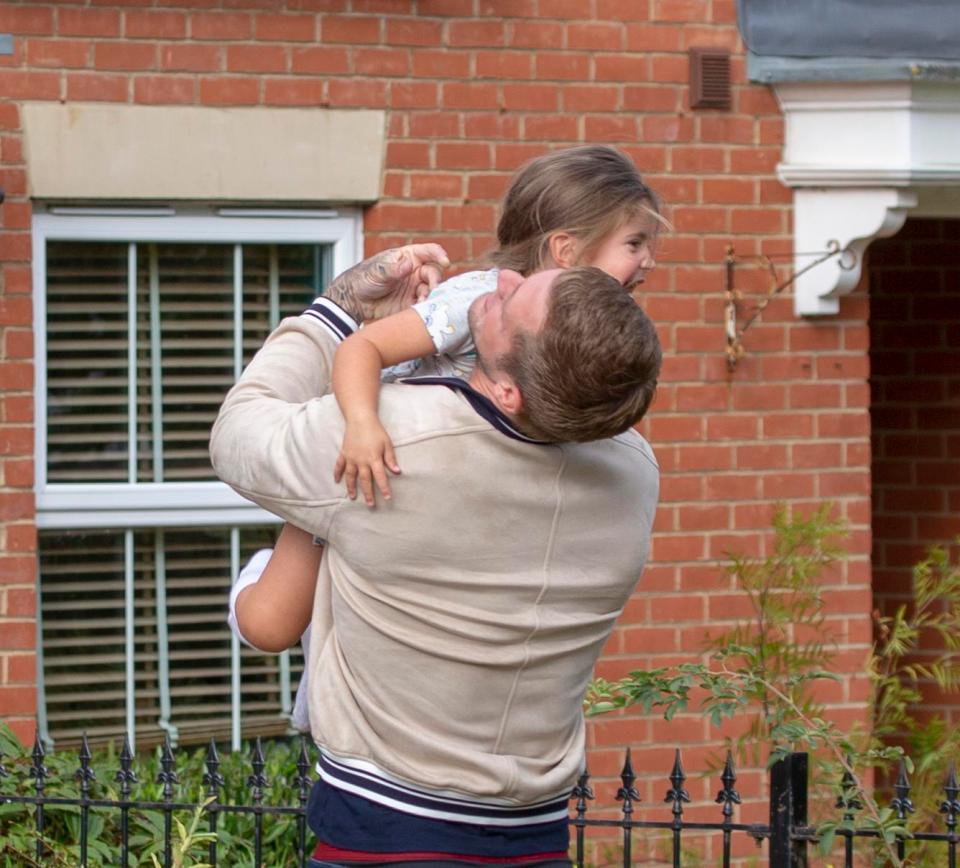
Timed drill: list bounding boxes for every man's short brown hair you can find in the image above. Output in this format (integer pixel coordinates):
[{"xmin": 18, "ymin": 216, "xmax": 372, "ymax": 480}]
[{"xmin": 499, "ymin": 267, "xmax": 662, "ymax": 443}]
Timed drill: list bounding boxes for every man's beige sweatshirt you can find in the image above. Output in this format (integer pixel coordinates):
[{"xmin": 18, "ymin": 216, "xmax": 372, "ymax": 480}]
[{"xmin": 210, "ymin": 299, "xmax": 659, "ymax": 808}]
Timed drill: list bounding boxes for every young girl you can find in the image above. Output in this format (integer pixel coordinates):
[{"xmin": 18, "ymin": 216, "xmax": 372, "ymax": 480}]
[{"xmin": 228, "ymin": 145, "xmax": 663, "ymax": 726}]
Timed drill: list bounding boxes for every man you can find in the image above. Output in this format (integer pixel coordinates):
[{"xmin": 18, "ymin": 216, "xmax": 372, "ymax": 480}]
[{"xmin": 210, "ymin": 245, "xmax": 661, "ymax": 866}]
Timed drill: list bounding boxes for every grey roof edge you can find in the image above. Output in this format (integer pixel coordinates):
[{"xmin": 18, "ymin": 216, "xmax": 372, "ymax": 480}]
[{"xmin": 748, "ymin": 53, "xmax": 960, "ymax": 84}]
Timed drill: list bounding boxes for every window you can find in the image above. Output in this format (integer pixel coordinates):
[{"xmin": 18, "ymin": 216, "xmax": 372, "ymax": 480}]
[{"xmin": 33, "ymin": 208, "xmax": 361, "ymax": 749}]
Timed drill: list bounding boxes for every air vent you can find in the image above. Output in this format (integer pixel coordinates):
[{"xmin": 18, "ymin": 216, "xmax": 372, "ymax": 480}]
[{"xmin": 689, "ymin": 47, "xmax": 731, "ymax": 110}]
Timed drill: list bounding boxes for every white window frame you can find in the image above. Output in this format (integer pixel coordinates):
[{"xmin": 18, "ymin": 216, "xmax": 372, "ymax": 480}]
[{"xmin": 32, "ymin": 206, "xmax": 362, "ymax": 530}]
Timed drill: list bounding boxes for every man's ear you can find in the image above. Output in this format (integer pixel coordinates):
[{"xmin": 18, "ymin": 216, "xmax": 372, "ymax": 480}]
[
  {"xmin": 492, "ymin": 376, "xmax": 524, "ymax": 417},
  {"xmin": 546, "ymin": 232, "xmax": 579, "ymax": 269}
]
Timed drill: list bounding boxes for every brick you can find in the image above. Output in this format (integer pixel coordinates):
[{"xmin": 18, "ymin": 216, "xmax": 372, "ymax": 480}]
[
  {"xmin": 703, "ymin": 178, "xmax": 755, "ymax": 205},
  {"xmin": 567, "ymin": 22, "xmax": 624, "ymax": 50},
  {"xmin": 4, "ymin": 589, "xmax": 35, "ymax": 618},
  {"xmin": 0, "ymin": 685, "xmax": 36, "ymax": 713},
  {"xmin": 4, "ymin": 458, "xmax": 34, "ymax": 487},
  {"xmin": 462, "ymin": 114, "xmax": 516, "ymax": 144},
  {"xmin": 134, "ymin": 75, "xmax": 195, "ymax": 104},
  {"xmin": 364, "ymin": 203, "xmax": 437, "ymax": 233},
  {"xmin": 508, "ymin": 20, "xmax": 564, "ymax": 48},
  {"xmin": 0, "ymin": 6, "xmax": 53, "ymax": 35},
  {"xmin": 626, "ymin": 23, "xmax": 684, "ymax": 51},
  {"xmin": 440, "ymin": 203, "xmax": 496, "ymax": 232},
  {"xmin": 599, "ymin": 0, "xmax": 653, "ymax": 19},
  {"xmin": 731, "ymin": 208, "xmax": 783, "ymax": 234},
  {"xmin": 523, "ymin": 113, "xmax": 579, "ymax": 140},
  {"xmin": 227, "ymin": 44, "xmax": 288, "ymax": 72},
  {"xmin": 502, "ymin": 84, "xmax": 558, "ymax": 112},
  {"xmin": 442, "ymin": 82, "xmax": 499, "ymax": 110},
  {"xmin": 538, "ymin": 0, "xmax": 592, "ymax": 16},
  {"xmin": 411, "ymin": 50, "xmax": 471, "ymax": 78},
  {"xmin": 26, "ymin": 38, "xmax": 89, "ymax": 68},
  {"xmin": 650, "ymin": 54, "xmax": 688, "ymax": 83},
  {"xmin": 6, "ymin": 525, "xmax": 36, "ymax": 553},
  {"xmin": 160, "ymin": 44, "xmax": 221, "ymax": 72},
  {"xmin": 476, "ymin": 51, "xmax": 533, "ymax": 80},
  {"xmin": 436, "ymin": 142, "xmax": 491, "ymax": 170},
  {"xmin": 531, "ymin": 52, "xmax": 587, "ymax": 81},
  {"xmin": 256, "ymin": 13, "xmax": 317, "ymax": 41},
  {"xmin": 0, "ymin": 426, "xmax": 32, "ymax": 455},
  {"xmin": 199, "ymin": 76, "xmax": 259, "ymax": 106},
  {"xmin": 583, "ymin": 113, "xmax": 643, "ymax": 143},
  {"xmin": 417, "ymin": 0, "xmax": 474, "ymax": 14},
  {"xmin": 66, "ymin": 72, "xmax": 128, "ymax": 102},
  {"xmin": 409, "ymin": 172, "xmax": 462, "ymax": 199},
  {"xmin": 561, "ymin": 85, "xmax": 619, "ymax": 113},
  {"xmin": 386, "ymin": 141, "xmax": 431, "ymax": 169},
  {"xmin": 291, "ymin": 46, "xmax": 350, "ymax": 74},
  {"xmin": 478, "ymin": 0, "xmax": 537, "ymax": 16},
  {"xmin": 623, "ymin": 84, "xmax": 680, "ymax": 113},
  {"xmin": 191, "ymin": 12, "xmax": 253, "ymax": 40},
  {"xmin": 0, "ymin": 556, "xmax": 37, "ymax": 584},
  {"xmin": 642, "ymin": 115, "xmax": 694, "ymax": 143},
  {"xmin": 327, "ymin": 78, "xmax": 387, "ymax": 107},
  {"xmin": 0, "ymin": 104, "xmax": 20, "ymax": 131},
  {"xmin": 0, "ymin": 229, "xmax": 30, "ymax": 256},
  {"xmin": 0, "ymin": 71, "xmax": 60, "ymax": 100},
  {"xmin": 729, "ymin": 147, "xmax": 781, "ymax": 174},
  {"xmin": 466, "ymin": 173, "xmax": 509, "ymax": 201},
  {"xmin": 494, "ymin": 143, "xmax": 542, "ymax": 171},
  {"xmin": 355, "ymin": 47, "xmax": 409, "ymax": 77},
  {"xmin": 653, "ymin": 0, "xmax": 711, "ymax": 21},
  {"xmin": 448, "ymin": 20, "xmax": 506, "ymax": 47},
  {"xmin": 263, "ymin": 78, "xmax": 324, "ymax": 106},
  {"xmin": 390, "ymin": 81, "xmax": 438, "ymax": 109},
  {"xmin": 350, "ymin": 0, "xmax": 413, "ymax": 11},
  {"xmin": 700, "ymin": 116, "xmax": 755, "ymax": 145},
  {"xmin": 6, "ymin": 653, "xmax": 36, "ymax": 683},
  {"xmin": 322, "ymin": 15, "xmax": 380, "ymax": 43},
  {"xmin": 408, "ymin": 111, "xmax": 458, "ymax": 137},
  {"xmin": 125, "ymin": 10, "xmax": 187, "ymax": 38},
  {"xmin": 594, "ymin": 54, "xmax": 650, "ymax": 83},
  {"xmin": 58, "ymin": 8, "xmax": 121, "ymax": 37},
  {"xmin": 94, "ymin": 41, "xmax": 156, "ymax": 71},
  {"xmin": 385, "ymin": 18, "xmax": 442, "ymax": 45}
]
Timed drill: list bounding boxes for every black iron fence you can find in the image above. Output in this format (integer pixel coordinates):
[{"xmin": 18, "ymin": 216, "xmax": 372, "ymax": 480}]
[{"xmin": 3, "ymin": 732, "xmax": 960, "ymax": 866}]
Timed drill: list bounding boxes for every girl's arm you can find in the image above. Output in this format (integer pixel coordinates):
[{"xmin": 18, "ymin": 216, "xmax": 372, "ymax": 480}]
[
  {"xmin": 332, "ymin": 307, "xmax": 436, "ymax": 506},
  {"xmin": 233, "ymin": 524, "xmax": 321, "ymax": 653}
]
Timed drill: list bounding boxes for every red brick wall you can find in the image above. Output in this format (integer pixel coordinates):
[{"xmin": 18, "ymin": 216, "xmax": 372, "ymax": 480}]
[
  {"xmin": 0, "ymin": 0, "xmax": 874, "ymax": 849},
  {"xmin": 870, "ymin": 218, "xmax": 960, "ymax": 723}
]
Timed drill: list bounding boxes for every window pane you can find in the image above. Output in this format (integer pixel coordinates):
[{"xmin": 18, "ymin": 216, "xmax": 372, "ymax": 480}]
[
  {"xmin": 39, "ymin": 525, "xmax": 303, "ymax": 749},
  {"xmin": 46, "ymin": 241, "xmax": 326, "ymax": 484},
  {"xmin": 46, "ymin": 242, "xmax": 132, "ymax": 482}
]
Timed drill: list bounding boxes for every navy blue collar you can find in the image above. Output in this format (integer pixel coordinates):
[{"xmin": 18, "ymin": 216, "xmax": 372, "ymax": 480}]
[{"xmin": 404, "ymin": 377, "xmax": 551, "ymax": 445}]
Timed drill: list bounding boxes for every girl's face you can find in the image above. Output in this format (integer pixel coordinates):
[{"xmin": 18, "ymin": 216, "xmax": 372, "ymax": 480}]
[{"xmin": 581, "ymin": 211, "xmax": 657, "ymax": 290}]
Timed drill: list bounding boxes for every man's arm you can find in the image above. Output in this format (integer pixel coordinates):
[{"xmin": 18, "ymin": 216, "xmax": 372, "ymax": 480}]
[{"xmin": 209, "ymin": 244, "xmax": 449, "ymax": 538}]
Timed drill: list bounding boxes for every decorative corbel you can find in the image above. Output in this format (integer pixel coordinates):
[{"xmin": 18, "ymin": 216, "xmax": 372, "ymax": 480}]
[{"xmin": 791, "ymin": 188, "xmax": 918, "ymax": 316}]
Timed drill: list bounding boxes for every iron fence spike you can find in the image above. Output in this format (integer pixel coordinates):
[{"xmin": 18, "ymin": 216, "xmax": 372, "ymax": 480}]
[
  {"xmin": 294, "ymin": 737, "xmax": 312, "ymax": 799},
  {"xmin": 890, "ymin": 758, "xmax": 915, "ymax": 820},
  {"xmin": 664, "ymin": 749, "xmax": 691, "ymax": 815},
  {"xmin": 203, "ymin": 738, "xmax": 225, "ymax": 796},
  {"xmin": 939, "ymin": 762, "xmax": 960, "ymax": 829},
  {"xmin": 30, "ymin": 730, "xmax": 47, "ymax": 789},
  {"xmin": 835, "ymin": 757, "xmax": 862, "ymax": 817},
  {"xmin": 247, "ymin": 736, "xmax": 269, "ymax": 797},
  {"xmin": 0, "ymin": 741, "xmax": 7, "ymax": 781},
  {"xmin": 715, "ymin": 750, "xmax": 742, "ymax": 815},
  {"xmin": 616, "ymin": 748, "xmax": 640, "ymax": 806},
  {"xmin": 76, "ymin": 732, "xmax": 96, "ymax": 793},
  {"xmin": 115, "ymin": 735, "xmax": 138, "ymax": 794},
  {"xmin": 157, "ymin": 733, "xmax": 179, "ymax": 800}
]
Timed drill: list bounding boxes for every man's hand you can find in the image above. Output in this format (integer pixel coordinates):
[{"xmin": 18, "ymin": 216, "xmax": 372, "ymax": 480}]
[{"xmin": 325, "ymin": 244, "xmax": 450, "ymax": 324}]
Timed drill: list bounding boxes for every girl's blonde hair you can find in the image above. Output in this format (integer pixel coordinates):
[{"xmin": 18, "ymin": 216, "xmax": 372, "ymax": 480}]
[{"xmin": 487, "ymin": 145, "xmax": 663, "ymax": 277}]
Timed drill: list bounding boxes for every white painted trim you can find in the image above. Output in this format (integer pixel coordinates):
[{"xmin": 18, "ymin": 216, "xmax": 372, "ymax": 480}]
[
  {"xmin": 33, "ymin": 208, "xmax": 362, "ymax": 522},
  {"xmin": 772, "ymin": 79, "xmax": 960, "ymax": 315}
]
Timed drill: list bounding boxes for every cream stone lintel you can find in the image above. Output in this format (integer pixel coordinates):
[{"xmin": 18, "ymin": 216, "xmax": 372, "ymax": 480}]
[
  {"xmin": 773, "ymin": 81, "xmax": 960, "ymax": 316},
  {"xmin": 22, "ymin": 103, "xmax": 386, "ymax": 203}
]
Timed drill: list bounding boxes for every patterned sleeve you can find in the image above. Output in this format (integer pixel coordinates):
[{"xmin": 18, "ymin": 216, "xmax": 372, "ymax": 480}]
[{"xmin": 410, "ymin": 269, "xmax": 497, "ymax": 357}]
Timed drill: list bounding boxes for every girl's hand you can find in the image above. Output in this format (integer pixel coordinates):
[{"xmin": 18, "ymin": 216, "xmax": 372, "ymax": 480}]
[{"xmin": 333, "ymin": 417, "xmax": 401, "ymax": 507}]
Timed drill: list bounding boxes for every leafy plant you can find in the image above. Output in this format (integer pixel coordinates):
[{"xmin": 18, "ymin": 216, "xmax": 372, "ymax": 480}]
[
  {"xmin": 0, "ymin": 726, "xmax": 310, "ymax": 867},
  {"xmin": 587, "ymin": 506, "xmax": 960, "ymax": 868}
]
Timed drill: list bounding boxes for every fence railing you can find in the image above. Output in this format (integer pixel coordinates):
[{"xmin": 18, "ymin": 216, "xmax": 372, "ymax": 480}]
[{"xmin": 3, "ymin": 731, "xmax": 960, "ymax": 867}]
